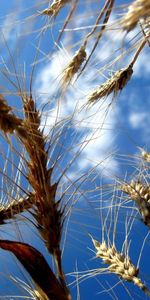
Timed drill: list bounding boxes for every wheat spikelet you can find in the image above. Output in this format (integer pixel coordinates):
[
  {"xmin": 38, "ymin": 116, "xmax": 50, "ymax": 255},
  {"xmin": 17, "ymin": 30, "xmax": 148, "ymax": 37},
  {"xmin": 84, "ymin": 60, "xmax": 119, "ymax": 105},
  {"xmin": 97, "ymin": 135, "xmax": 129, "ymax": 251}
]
[
  {"xmin": 41, "ymin": 0, "xmax": 71, "ymax": 17},
  {"xmin": 121, "ymin": 0, "xmax": 150, "ymax": 32},
  {"xmin": 91, "ymin": 236, "xmax": 150, "ymax": 296},
  {"xmin": 62, "ymin": 44, "xmax": 87, "ymax": 86},
  {"xmin": 87, "ymin": 65, "xmax": 133, "ymax": 104},
  {"xmin": 0, "ymin": 95, "xmax": 23, "ymax": 135},
  {"xmin": 0, "ymin": 195, "xmax": 35, "ymax": 224},
  {"xmin": 119, "ymin": 181, "xmax": 150, "ymax": 226}
]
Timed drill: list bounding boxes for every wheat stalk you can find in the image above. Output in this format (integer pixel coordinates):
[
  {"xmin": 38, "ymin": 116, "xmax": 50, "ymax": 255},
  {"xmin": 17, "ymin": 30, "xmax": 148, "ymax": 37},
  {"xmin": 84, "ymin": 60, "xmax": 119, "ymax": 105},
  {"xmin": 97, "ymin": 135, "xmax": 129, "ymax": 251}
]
[{"xmin": 18, "ymin": 96, "xmax": 71, "ymax": 297}]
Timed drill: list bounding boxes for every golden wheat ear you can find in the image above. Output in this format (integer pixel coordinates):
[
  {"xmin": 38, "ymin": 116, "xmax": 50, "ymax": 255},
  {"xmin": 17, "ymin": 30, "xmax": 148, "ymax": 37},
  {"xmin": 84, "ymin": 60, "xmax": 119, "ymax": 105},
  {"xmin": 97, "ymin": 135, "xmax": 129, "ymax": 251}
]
[
  {"xmin": 138, "ymin": 147, "xmax": 150, "ymax": 163},
  {"xmin": 41, "ymin": 0, "xmax": 71, "ymax": 17},
  {"xmin": 87, "ymin": 64, "xmax": 133, "ymax": 105},
  {"xmin": 0, "ymin": 96, "xmax": 23, "ymax": 136},
  {"xmin": 120, "ymin": 0, "xmax": 150, "ymax": 32},
  {"xmin": 17, "ymin": 96, "xmax": 71, "ymax": 296},
  {"xmin": 119, "ymin": 180, "xmax": 150, "ymax": 227},
  {"xmin": 0, "ymin": 240, "xmax": 71, "ymax": 300},
  {"xmin": 61, "ymin": 44, "xmax": 87, "ymax": 88},
  {"xmin": 91, "ymin": 235, "xmax": 150, "ymax": 297},
  {"xmin": 0, "ymin": 194, "xmax": 35, "ymax": 224}
]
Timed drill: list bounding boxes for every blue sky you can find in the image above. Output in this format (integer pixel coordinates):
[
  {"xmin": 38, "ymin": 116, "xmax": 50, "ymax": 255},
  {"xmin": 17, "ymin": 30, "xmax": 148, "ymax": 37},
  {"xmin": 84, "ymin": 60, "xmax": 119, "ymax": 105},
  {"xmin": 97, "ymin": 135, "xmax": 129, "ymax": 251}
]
[{"xmin": 0, "ymin": 1, "xmax": 150, "ymax": 299}]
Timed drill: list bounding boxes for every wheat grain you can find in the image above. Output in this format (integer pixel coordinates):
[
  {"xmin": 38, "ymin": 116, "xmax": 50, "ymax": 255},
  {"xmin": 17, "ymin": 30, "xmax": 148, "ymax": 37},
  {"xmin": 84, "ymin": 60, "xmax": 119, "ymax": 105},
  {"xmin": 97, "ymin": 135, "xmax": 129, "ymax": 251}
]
[
  {"xmin": 121, "ymin": 0, "xmax": 150, "ymax": 32},
  {"xmin": 87, "ymin": 65, "xmax": 133, "ymax": 104}
]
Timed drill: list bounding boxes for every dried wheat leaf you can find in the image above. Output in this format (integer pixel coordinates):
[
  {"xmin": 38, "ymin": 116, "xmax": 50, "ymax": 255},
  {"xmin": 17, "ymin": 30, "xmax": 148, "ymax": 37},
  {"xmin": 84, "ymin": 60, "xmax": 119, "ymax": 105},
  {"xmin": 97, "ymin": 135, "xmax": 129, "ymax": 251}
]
[
  {"xmin": 0, "ymin": 240, "xmax": 70, "ymax": 300},
  {"xmin": 91, "ymin": 236, "xmax": 150, "ymax": 296}
]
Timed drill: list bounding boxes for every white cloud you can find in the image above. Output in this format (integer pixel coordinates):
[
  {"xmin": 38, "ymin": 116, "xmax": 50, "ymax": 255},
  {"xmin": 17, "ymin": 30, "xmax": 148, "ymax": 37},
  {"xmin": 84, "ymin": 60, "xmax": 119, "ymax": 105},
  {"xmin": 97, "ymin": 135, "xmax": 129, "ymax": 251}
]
[
  {"xmin": 133, "ymin": 47, "xmax": 150, "ymax": 77},
  {"xmin": 35, "ymin": 21, "xmax": 150, "ymax": 177},
  {"xmin": 35, "ymin": 42, "xmax": 118, "ymax": 177},
  {"xmin": 129, "ymin": 112, "xmax": 148, "ymax": 129}
]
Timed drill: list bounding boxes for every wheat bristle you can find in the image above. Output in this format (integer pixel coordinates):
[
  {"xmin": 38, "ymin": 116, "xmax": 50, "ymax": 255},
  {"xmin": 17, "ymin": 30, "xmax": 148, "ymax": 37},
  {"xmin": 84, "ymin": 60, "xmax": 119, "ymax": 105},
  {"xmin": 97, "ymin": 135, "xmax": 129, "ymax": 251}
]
[{"xmin": 87, "ymin": 65, "xmax": 133, "ymax": 104}]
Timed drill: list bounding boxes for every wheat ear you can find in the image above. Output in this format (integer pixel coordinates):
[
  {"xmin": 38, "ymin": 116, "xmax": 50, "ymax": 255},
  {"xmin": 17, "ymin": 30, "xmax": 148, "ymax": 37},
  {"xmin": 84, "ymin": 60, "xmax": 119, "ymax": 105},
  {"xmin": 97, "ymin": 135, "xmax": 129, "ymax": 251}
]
[
  {"xmin": 0, "ymin": 194, "xmax": 35, "ymax": 224},
  {"xmin": 121, "ymin": 0, "xmax": 150, "ymax": 32},
  {"xmin": 91, "ymin": 236, "xmax": 150, "ymax": 297},
  {"xmin": 41, "ymin": 0, "xmax": 71, "ymax": 17},
  {"xmin": 87, "ymin": 64, "xmax": 133, "ymax": 104},
  {"xmin": 138, "ymin": 147, "xmax": 150, "ymax": 163},
  {"xmin": 0, "ymin": 95, "xmax": 23, "ymax": 135},
  {"xmin": 19, "ymin": 96, "xmax": 70, "ymax": 297},
  {"xmin": 119, "ymin": 180, "xmax": 150, "ymax": 226},
  {"xmin": 62, "ymin": 43, "xmax": 87, "ymax": 87}
]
